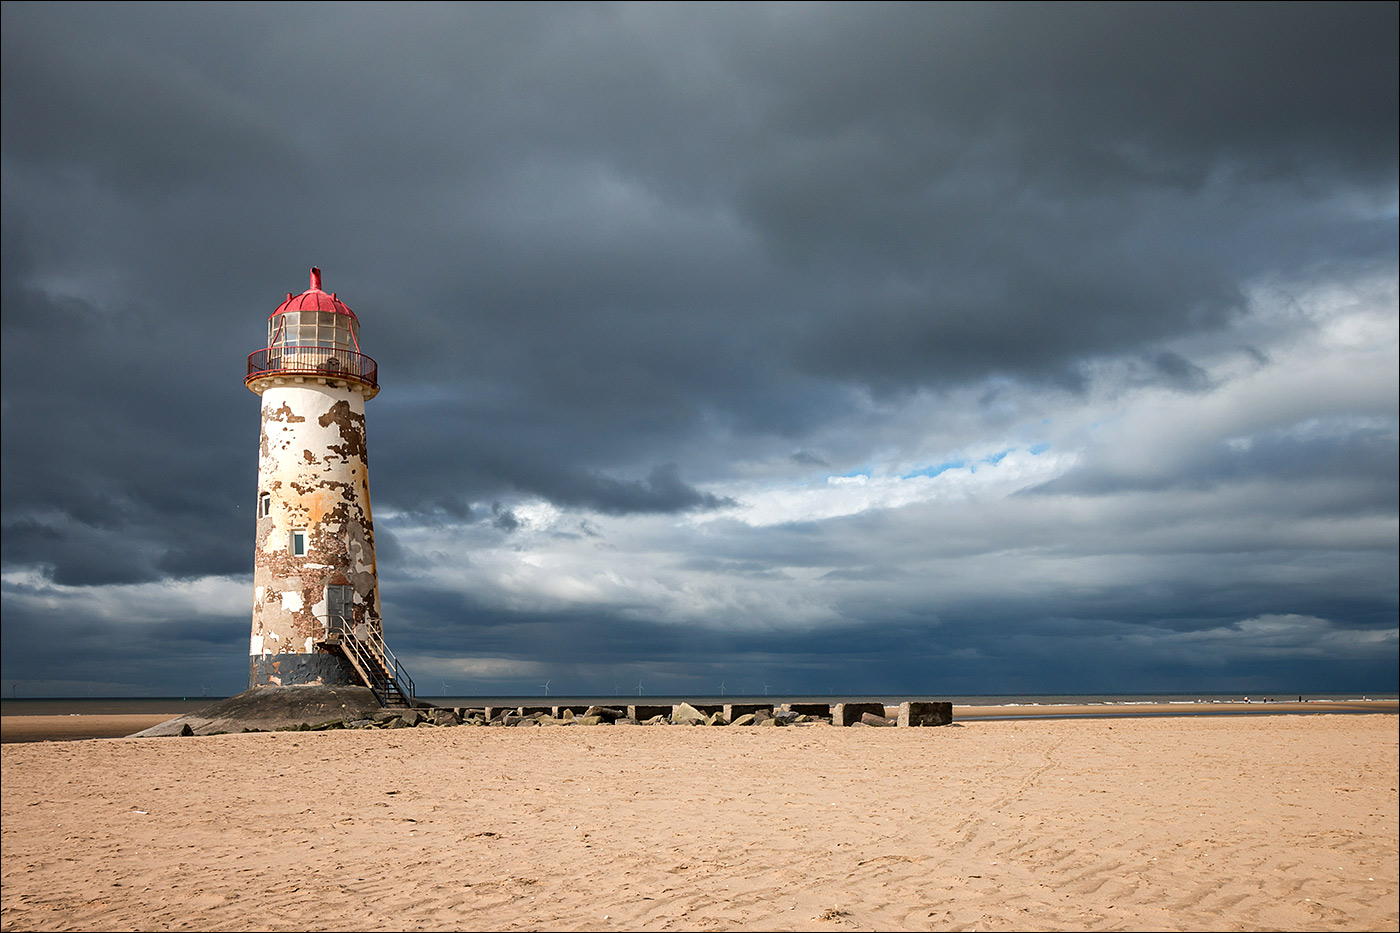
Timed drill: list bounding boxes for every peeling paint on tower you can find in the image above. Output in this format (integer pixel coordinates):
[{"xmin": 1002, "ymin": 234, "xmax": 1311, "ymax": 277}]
[{"xmin": 244, "ymin": 268, "xmax": 382, "ymax": 689}]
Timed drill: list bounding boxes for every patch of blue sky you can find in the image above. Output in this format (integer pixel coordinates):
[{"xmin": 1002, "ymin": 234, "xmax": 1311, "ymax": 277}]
[
  {"xmin": 901, "ymin": 458, "xmax": 967, "ymax": 480},
  {"xmin": 898, "ymin": 445, "xmax": 1038, "ymax": 480}
]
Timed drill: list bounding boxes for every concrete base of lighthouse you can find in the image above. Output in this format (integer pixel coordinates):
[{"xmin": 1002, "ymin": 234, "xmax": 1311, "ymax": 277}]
[
  {"xmin": 130, "ymin": 684, "xmax": 395, "ymax": 737},
  {"xmin": 249, "ymin": 652, "xmax": 359, "ymax": 689}
]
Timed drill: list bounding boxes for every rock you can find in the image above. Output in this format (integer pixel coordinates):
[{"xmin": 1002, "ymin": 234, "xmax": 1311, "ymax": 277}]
[
  {"xmin": 584, "ymin": 706, "xmax": 625, "ymax": 723},
  {"xmin": 860, "ymin": 712, "xmax": 894, "ymax": 727},
  {"xmin": 179, "ymin": 723, "xmax": 194, "ymax": 736},
  {"xmin": 672, "ymin": 702, "xmax": 707, "ymax": 725},
  {"xmin": 573, "ymin": 715, "xmax": 603, "ymax": 726},
  {"xmin": 758, "ymin": 717, "xmax": 779, "ymax": 727},
  {"xmin": 729, "ymin": 713, "xmax": 755, "ymax": 727},
  {"xmin": 773, "ymin": 709, "xmax": 800, "ymax": 724}
]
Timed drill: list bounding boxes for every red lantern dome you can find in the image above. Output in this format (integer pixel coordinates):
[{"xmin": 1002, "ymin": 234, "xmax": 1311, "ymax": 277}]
[{"xmin": 269, "ymin": 267, "xmax": 360, "ymax": 322}]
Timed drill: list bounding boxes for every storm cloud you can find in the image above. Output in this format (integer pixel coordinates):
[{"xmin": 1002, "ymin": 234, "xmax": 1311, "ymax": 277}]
[{"xmin": 2, "ymin": 2, "xmax": 1395, "ymax": 696}]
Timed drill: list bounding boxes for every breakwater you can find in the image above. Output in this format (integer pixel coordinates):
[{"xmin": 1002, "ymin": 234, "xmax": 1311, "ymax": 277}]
[{"xmin": 418, "ymin": 700, "xmax": 952, "ymax": 728}]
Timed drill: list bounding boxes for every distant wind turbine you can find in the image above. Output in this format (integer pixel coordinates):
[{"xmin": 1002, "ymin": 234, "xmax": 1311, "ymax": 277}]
[
  {"xmin": 719, "ymin": 680, "xmax": 726, "ymax": 696},
  {"xmin": 441, "ymin": 679, "xmax": 451, "ymax": 698},
  {"xmin": 763, "ymin": 682, "xmax": 771, "ymax": 696},
  {"xmin": 540, "ymin": 679, "xmax": 551, "ymax": 696},
  {"xmin": 636, "ymin": 678, "xmax": 645, "ymax": 696}
]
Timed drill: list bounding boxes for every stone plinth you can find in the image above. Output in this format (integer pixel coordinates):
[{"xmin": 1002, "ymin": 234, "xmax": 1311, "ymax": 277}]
[
  {"xmin": 898, "ymin": 701, "xmax": 953, "ymax": 726},
  {"xmin": 724, "ymin": 703, "xmax": 773, "ymax": 721}
]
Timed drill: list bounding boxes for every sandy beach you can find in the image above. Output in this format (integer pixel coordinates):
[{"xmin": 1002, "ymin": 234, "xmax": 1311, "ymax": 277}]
[{"xmin": 2, "ymin": 711, "xmax": 1396, "ymax": 931}]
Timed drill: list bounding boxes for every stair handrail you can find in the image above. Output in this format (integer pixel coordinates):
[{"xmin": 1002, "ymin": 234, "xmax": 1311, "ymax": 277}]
[{"xmin": 324, "ymin": 614, "xmax": 416, "ymax": 705}]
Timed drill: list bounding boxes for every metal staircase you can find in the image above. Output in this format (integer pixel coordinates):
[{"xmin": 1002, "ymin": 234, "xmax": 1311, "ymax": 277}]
[{"xmin": 322, "ymin": 616, "xmax": 416, "ymax": 708}]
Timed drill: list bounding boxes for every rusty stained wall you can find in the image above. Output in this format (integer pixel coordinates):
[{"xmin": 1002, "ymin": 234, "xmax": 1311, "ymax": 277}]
[{"xmin": 251, "ymin": 381, "xmax": 380, "ymax": 678}]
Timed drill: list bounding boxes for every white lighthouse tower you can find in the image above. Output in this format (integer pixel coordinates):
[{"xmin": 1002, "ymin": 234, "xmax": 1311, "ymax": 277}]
[{"xmin": 245, "ymin": 268, "xmax": 411, "ymax": 703}]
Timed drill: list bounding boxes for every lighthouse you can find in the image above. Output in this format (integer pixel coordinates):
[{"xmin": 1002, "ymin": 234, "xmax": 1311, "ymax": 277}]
[{"xmin": 245, "ymin": 268, "xmax": 411, "ymax": 703}]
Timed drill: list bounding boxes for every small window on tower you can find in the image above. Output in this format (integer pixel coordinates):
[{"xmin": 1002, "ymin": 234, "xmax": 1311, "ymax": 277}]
[
  {"xmin": 291, "ymin": 529, "xmax": 307, "ymax": 556},
  {"xmin": 259, "ymin": 493, "xmax": 271, "ymax": 517}
]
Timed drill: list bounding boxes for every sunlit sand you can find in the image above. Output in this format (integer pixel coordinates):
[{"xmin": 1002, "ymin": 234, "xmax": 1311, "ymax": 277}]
[{"xmin": 2, "ymin": 712, "xmax": 1395, "ymax": 931}]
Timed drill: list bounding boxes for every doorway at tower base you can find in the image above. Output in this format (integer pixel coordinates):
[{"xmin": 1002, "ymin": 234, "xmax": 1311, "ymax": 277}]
[{"xmin": 249, "ymin": 652, "xmax": 359, "ymax": 688}]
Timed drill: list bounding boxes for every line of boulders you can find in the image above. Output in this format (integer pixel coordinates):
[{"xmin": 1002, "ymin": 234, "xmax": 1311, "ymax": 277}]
[{"xmin": 250, "ymin": 700, "xmax": 952, "ymax": 732}]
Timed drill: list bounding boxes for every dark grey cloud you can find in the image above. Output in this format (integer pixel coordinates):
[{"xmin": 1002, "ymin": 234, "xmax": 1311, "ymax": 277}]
[
  {"xmin": 0, "ymin": 578, "xmax": 248, "ymax": 696},
  {"xmin": 2, "ymin": 2, "xmax": 1394, "ymax": 695},
  {"xmin": 1, "ymin": 214, "xmax": 255, "ymax": 586}
]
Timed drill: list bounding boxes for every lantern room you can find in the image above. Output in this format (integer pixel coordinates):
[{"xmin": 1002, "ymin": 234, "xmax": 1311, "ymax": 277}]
[{"xmin": 246, "ymin": 267, "xmax": 378, "ymax": 396}]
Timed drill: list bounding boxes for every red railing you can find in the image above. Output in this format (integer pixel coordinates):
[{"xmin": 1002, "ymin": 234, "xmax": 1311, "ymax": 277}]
[{"xmin": 246, "ymin": 346, "xmax": 378, "ymax": 389}]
